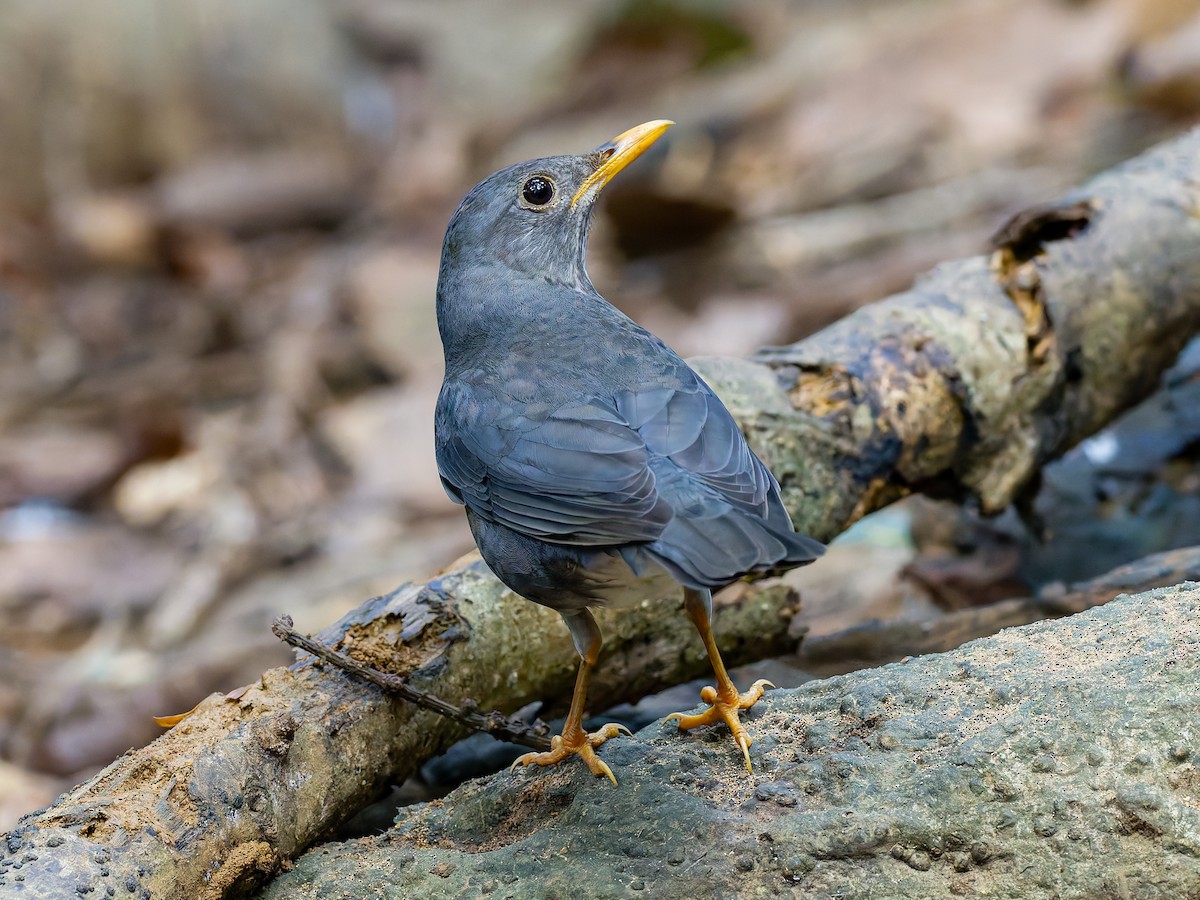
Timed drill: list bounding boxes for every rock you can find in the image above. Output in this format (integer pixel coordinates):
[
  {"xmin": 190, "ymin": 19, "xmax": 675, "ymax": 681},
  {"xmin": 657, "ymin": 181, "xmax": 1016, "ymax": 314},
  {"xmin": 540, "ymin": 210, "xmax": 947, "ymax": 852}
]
[{"xmin": 264, "ymin": 583, "xmax": 1200, "ymax": 899}]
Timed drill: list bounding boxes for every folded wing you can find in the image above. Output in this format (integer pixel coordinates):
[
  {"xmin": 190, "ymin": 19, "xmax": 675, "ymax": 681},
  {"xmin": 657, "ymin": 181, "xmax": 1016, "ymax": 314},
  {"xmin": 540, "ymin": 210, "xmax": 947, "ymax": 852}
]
[
  {"xmin": 436, "ymin": 383, "xmax": 672, "ymax": 546},
  {"xmin": 436, "ymin": 372, "xmax": 822, "ymax": 584},
  {"xmin": 617, "ymin": 380, "xmax": 824, "ymax": 588}
]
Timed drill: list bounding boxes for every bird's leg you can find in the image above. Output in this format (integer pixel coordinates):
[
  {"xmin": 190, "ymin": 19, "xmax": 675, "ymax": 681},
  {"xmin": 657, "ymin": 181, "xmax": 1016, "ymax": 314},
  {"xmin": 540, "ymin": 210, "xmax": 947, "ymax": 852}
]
[
  {"xmin": 510, "ymin": 608, "xmax": 630, "ymax": 785},
  {"xmin": 665, "ymin": 587, "xmax": 773, "ymax": 772}
]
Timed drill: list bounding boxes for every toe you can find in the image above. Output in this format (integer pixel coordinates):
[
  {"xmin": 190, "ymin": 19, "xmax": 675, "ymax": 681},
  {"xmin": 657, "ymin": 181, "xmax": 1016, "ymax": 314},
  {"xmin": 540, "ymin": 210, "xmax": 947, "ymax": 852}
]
[
  {"xmin": 588, "ymin": 722, "xmax": 632, "ymax": 745},
  {"xmin": 738, "ymin": 679, "xmax": 774, "ymax": 709},
  {"xmin": 665, "ymin": 707, "xmax": 720, "ymax": 731},
  {"xmin": 580, "ymin": 747, "xmax": 619, "ymax": 786}
]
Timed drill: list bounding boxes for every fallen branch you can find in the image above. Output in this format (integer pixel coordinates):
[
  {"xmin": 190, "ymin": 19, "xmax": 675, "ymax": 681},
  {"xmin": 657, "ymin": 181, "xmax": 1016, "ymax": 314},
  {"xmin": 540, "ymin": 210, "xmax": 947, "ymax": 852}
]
[{"xmin": 3, "ymin": 129, "xmax": 1199, "ymax": 900}]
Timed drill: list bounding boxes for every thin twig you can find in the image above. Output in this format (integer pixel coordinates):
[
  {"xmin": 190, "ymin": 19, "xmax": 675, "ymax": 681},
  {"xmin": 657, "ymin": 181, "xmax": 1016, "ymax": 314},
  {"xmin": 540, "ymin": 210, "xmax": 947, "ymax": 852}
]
[{"xmin": 271, "ymin": 615, "xmax": 552, "ymax": 751}]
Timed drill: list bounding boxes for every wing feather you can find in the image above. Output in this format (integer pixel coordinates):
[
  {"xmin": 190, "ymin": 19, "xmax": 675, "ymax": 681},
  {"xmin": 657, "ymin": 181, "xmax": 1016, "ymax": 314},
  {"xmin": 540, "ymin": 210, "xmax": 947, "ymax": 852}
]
[
  {"xmin": 436, "ymin": 369, "xmax": 822, "ymax": 582},
  {"xmin": 436, "ymin": 382, "xmax": 670, "ymax": 545}
]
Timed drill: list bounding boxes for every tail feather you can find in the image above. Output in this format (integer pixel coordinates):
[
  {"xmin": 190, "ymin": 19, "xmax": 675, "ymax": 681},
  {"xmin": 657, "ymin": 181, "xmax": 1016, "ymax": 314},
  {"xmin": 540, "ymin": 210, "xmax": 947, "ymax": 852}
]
[{"xmin": 645, "ymin": 491, "xmax": 823, "ymax": 590}]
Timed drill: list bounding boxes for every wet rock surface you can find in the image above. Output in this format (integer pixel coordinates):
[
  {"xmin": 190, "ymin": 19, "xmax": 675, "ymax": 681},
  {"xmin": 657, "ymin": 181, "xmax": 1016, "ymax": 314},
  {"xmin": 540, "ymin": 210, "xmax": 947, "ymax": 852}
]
[{"xmin": 263, "ymin": 583, "xmax": 1200, "ymax": 899}]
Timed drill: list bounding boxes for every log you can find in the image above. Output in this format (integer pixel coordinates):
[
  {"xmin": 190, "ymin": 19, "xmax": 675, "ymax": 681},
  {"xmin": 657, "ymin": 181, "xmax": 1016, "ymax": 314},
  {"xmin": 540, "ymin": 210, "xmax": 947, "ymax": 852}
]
[
  {"xmin": 2, "ymin": 129, "xmax": 1199, "ymax": 899},
  {"xmin": 266, "ymin": 582, "xmax": 1200, "ymax": 900}
]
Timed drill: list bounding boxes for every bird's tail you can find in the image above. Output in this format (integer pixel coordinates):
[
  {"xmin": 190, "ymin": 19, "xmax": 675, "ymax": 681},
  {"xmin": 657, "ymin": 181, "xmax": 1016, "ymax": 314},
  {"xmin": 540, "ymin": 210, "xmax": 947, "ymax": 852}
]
[{"xmin": 642, "ymin": 492, "xmax": 823, "ymax": 591}]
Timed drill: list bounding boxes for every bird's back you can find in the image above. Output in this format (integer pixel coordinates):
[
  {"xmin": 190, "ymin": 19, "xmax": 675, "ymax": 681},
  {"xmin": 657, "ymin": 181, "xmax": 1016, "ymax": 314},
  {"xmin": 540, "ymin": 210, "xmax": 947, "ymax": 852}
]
[{"xmin": 435, "ymin": 277, "xmax": 822, "ymax": 593}]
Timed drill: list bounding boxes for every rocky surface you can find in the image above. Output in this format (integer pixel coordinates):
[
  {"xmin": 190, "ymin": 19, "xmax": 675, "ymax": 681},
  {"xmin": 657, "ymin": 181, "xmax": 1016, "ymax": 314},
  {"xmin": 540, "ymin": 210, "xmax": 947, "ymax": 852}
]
[{"xmin": 265, "ymin": 582, "xmax": 1200, "ymax": 900}]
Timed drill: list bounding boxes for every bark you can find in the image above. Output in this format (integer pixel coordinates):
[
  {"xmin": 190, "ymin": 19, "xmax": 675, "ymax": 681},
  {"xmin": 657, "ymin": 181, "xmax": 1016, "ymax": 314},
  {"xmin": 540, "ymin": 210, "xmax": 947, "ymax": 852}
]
[
  {"xmin": 2, "ymin": 129, "xmax": 1199, "ymax": 899},
  {"xmin": 728, "ymin": 133, "xmax": 1200, "ymax": 531}
]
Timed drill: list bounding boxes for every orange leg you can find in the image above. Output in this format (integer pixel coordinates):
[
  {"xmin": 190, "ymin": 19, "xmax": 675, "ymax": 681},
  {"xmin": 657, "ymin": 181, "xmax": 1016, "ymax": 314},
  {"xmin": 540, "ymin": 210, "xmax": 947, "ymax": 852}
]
[
  {"xmin": 666, "ymin": 588, "xmax": 773, "ymax": 772},
  {"xmin": 511, "ymin": 609, "xmax": 630, "ymax": 785}
]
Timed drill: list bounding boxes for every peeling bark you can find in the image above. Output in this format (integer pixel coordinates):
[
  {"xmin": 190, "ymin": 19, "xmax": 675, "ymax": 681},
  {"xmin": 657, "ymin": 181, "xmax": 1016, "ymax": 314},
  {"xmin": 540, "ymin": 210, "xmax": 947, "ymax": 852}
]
[
  {"xmin": 735, "ymin": 130, "xmax": 1200, "ymax": 525},
  {"xmin": 2, "ymin": 129, "xmax": 1199, "ymax": 899}
]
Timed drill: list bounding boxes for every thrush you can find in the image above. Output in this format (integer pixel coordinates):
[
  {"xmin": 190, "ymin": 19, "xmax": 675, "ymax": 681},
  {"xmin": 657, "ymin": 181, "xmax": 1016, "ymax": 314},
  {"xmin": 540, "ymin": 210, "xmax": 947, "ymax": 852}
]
[{"xmin": 434, "ymin": 120, "xmax": 823, "ymax": 784}]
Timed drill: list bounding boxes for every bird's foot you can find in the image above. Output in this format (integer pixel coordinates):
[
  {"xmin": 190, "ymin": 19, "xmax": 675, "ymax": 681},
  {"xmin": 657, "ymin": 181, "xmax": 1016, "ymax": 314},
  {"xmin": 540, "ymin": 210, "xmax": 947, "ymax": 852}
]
[
  {"xmin": 665, "ymin": 678, "xmax": 774, "ymax": 772},
  {"xmin": 510, "ymin": 722, "xmax": 631, "ymax": 786}
]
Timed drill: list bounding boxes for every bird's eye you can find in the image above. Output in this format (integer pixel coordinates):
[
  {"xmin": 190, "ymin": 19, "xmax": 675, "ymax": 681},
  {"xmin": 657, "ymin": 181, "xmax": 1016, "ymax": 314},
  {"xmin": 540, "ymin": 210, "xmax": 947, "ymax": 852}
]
[{"xmin": 521, "ymin": 175, "xmax": 556, "ymax": 208}]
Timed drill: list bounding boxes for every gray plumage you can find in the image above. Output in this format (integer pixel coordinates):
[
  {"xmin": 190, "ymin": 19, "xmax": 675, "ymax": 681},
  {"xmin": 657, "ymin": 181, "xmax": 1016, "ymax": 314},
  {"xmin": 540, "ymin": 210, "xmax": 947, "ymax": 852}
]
[{"xmin": 434, "ymin": 144, "xmax": 823, "ymax": 626}]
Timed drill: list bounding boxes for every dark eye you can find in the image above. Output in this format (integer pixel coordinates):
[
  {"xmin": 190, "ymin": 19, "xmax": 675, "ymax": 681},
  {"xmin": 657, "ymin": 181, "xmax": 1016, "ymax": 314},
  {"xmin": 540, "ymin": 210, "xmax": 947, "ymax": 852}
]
[{"xmin": 521, "ymin": 175, "xmax": 556, "ymax": 207}]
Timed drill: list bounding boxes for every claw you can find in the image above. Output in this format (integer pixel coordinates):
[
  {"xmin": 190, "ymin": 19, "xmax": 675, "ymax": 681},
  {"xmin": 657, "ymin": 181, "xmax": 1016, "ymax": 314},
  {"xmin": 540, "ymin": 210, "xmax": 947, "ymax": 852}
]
[
  {"xmin": 666, "ymin": 678, "xmax": 774, "ymax": 772},
  {"xmin": 737, "ymin": 733, "xmax": 752, "ymax": 773},
  {"xmin": 510, "ymin": 722, "xmax": 627, "ymax": 785}
]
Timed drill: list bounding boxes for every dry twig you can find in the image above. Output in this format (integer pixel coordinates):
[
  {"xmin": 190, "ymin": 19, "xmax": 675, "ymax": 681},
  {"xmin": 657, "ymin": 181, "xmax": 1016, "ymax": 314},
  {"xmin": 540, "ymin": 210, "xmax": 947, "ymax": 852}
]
[{"xmin": 271, "ymin": 615, "xmax": 552, "ymax": 751}]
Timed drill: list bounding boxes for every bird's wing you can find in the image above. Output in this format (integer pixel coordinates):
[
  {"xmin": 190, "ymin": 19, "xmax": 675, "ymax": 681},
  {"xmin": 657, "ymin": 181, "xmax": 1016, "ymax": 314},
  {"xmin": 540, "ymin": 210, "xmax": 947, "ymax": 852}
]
[
  {"xmin": 435, "ymin": 381, "xmax": 672, "ymax": 546},
  {"xmin": 615, "ymin": 379, "xmax": 773, "ymax": 516},
  {"xmin": 618, "ymin": 376, "xmax": 823, "ymax": 587}
]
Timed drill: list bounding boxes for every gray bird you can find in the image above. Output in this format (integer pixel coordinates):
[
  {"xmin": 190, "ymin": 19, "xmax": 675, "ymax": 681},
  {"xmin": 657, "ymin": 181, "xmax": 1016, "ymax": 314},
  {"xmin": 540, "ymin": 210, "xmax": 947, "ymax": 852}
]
[{"xmin": 435, "ymin": 120, "xmax": 823, "ymax": 784}]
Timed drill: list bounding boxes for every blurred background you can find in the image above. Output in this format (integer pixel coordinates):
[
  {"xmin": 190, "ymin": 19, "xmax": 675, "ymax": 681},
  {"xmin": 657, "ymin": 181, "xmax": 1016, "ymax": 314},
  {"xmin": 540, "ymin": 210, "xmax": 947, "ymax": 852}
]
[{"xmin": 2, "ymin": 0, "xmax": 1199, "ymax": 828}]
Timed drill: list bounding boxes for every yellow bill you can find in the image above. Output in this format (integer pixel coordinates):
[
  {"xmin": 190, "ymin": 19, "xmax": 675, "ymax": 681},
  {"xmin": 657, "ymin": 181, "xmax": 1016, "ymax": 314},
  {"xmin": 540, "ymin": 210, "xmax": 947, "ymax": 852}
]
[{"xmin": 571, "ymin": 119, "xmax": 675, "ymax": 208}]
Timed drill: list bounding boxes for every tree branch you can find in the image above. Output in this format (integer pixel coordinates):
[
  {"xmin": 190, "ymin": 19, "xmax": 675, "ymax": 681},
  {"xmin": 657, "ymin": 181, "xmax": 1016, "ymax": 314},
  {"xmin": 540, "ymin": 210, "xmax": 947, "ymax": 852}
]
[{"xmin": 794, "ymin": 544, "xmax": 1200, "ymax": 675}]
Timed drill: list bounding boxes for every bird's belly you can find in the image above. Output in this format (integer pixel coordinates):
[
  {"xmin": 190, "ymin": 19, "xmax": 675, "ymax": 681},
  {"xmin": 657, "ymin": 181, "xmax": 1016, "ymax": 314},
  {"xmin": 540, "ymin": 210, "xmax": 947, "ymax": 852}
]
[
  {"xmin": 467, "ymin": 511, "xmax": 678, "ymax": 612},
  {"xmin": 562, "ymin": 547, "xmax": 679, "ymax": 611}
]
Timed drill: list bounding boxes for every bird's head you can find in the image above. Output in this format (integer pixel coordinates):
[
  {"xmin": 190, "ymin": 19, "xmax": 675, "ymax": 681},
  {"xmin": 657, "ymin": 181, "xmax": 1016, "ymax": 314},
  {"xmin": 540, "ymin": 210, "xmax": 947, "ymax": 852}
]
[{"xmin": 440, "ymin": 120, "xmax": 674, "ymax": 288}]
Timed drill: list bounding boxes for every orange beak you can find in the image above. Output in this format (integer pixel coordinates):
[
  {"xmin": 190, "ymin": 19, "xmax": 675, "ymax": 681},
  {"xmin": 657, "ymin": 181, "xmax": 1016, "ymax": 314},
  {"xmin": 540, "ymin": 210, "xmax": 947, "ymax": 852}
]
[{"xmin": 571, "ymin": 119, "xmax": 675, "ymax": 208}]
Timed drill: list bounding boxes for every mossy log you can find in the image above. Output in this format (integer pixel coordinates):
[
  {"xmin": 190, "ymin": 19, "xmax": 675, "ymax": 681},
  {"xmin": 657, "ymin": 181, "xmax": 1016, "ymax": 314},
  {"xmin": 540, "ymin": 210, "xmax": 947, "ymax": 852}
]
[{"xmin": 2, "ymin": 130, "xmax": 1199, "ymax": 899}]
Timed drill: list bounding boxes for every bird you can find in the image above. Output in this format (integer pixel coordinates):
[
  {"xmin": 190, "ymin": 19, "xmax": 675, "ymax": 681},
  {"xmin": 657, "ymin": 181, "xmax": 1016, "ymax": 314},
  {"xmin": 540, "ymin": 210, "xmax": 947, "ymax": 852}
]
[{"xmin": 434, "ymin": 120, "xmax": 824, "ymax": 784}]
